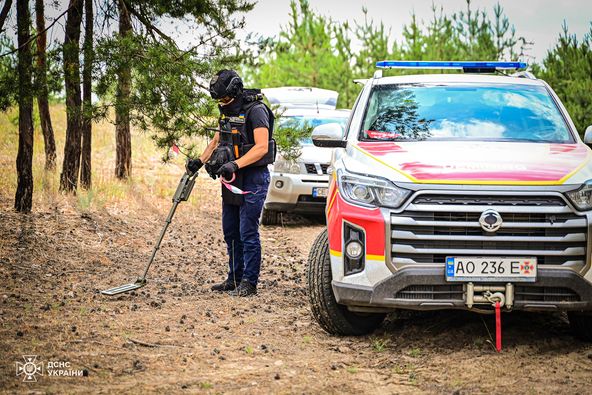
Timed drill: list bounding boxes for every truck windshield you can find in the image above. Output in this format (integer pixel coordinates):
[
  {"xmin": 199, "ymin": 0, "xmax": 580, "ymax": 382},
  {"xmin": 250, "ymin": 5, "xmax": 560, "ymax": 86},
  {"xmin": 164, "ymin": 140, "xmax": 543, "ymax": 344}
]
[
  {"xmin": 280, "ymin": 116, "xmax": 348, "ymax": 144},
  {"xmin": 359, "ymin": 83, "xmax": 573, "ymax": 143}
]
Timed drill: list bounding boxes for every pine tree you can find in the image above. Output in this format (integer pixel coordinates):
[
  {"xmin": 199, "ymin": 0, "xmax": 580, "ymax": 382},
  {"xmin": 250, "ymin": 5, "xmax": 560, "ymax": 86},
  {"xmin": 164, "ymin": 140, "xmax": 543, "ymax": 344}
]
[
  {"xmin": 59, "ymin": 0, "xmax": 83, "ymax": 192},
  {"xmin": 35, "ymin": 0, "xmax": 57, "ymax": 171},
  {"xmin": 538, "ymin": 23, "xmax": 592, "ymax": 136},
  {"xmin": 80, "ymin": 0, "xmax": 93, "ymax": 188},
  {"xmin": 15, "ymin": 0, "xmax": 34, "ymax": 212}
]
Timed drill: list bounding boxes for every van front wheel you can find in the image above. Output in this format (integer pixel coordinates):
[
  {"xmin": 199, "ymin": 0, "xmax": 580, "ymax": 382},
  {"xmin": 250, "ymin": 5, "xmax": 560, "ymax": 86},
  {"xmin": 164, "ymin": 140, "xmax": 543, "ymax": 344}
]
[
  {"xmin": 261, "ymin": 208, "xmax": 280, "ymax": 226},
  {"xmin": 568, "ymin": 312, "xmax": 592, "ymax": 341},
  {"xmin": 307, "ymin": 229, "xmax": 385, "ymax": 336}
]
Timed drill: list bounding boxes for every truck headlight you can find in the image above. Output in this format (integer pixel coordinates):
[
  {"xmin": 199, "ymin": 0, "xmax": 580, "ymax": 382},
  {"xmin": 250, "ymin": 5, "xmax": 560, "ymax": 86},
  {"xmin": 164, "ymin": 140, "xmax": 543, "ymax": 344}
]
[
  {"xmin": 337, "ymin": 170, "xmax": 410, "ymax": 208},
  {"xmin": 273, "ymin": 159, "xmax": 301, "ymax": 174},
  {"xmin": 566, "ymin": 181, "xmax": 592, "ymax": 211}
]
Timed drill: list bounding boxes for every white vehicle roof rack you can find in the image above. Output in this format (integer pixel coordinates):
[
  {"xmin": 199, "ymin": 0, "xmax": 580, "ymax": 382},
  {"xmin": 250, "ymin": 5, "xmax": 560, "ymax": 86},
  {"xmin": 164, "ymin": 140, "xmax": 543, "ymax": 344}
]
[{"xmin": 262, "ymin": 87, "xmax": 338, "ymax": 110}]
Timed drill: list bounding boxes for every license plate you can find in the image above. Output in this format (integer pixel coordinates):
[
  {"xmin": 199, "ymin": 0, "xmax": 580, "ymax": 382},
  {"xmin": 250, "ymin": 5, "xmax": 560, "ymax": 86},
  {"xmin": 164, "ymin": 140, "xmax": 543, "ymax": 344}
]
[
  {"xmin": 446, "ymin": 257, "xmax": 537, "ymax": 282},
  {"xmin": 312, "ymin": 187, "xmax": 328, "ymax": 198}
]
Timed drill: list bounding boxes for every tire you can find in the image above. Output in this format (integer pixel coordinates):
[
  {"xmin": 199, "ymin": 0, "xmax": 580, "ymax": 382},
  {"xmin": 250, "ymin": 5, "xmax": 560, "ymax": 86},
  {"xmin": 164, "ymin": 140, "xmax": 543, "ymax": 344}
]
[
  {"xmin": 568, "ymin": 312, "xmax": 592, "ymax": 341},
  {"xmin": 261, "ymin": 208, "xmax": 280, "ymax": 226},
  {"xmin": 307, "ymin": 229, "xmax": 385, "ymax": 336}
]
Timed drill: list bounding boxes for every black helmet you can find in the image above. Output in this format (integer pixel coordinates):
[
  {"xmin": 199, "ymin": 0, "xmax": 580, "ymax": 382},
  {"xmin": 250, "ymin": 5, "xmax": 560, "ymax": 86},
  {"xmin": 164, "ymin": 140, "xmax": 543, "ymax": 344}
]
[{"xmin": 209, "ymin": 69, "xmax": 243, "ymax": 100}]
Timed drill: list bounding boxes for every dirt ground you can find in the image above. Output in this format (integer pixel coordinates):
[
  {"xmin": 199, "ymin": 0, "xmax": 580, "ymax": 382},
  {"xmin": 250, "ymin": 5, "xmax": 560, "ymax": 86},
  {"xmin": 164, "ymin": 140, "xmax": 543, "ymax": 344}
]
[{"xmin": 1, "ymin": 172, "xmax": 592, "ymax": 394}]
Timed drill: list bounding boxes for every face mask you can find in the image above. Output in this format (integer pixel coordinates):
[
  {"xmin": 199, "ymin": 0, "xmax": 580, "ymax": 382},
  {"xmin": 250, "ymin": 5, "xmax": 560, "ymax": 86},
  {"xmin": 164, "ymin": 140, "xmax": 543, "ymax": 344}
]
[{"xmin": 219, "ymin": 94, "xmax": 243, "ymax": 116}]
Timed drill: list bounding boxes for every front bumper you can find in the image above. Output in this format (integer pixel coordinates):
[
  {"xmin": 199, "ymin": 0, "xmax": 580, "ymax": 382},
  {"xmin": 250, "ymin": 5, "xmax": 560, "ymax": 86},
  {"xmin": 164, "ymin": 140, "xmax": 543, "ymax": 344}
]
[
  {"xmin": 333, "ymin": 266, "xmax": 592, "ymax": 312},
  {"xmin": 265, "ymin": 172, "xmax": 329, "ymax": 213}
]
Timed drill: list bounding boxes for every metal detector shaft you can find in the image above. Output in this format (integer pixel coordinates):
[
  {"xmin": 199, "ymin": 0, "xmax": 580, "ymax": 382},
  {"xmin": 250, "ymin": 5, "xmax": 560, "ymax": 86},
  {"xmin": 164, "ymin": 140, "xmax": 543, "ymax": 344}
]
[
  {"xmin": 140, "ymin": 200, "xmax": 180, "ymax": 279},
  {"xmin": 140, "ymin": 171, "xmax": 197, "ymax": 280},
  {"xmin": 101, "ymin": 170, "xmax": 197, "ymax": 295}
]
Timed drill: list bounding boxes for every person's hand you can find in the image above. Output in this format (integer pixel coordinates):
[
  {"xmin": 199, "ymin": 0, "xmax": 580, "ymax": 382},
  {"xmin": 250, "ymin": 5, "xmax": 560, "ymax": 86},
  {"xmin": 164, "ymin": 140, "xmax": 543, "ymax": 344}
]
[
  {"xmin": 204, "ymin": 162, "xmax": 218, "ymax": 179},
  {"xmin": 186, "ymin": 158, "xmax": 203, "ymax": 175},
  {"xmin": 217, "ymin": 161, "xmax": 239, "ymax": 180}
]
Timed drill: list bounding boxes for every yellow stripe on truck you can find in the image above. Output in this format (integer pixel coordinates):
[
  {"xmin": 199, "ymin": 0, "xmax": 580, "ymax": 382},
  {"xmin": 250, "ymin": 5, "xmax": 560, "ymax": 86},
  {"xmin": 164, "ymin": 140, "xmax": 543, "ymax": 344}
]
[
  {"xmin": 329, "ymin": 249, "xmax": 342, "ymax": 257},
  {"xmin": 367, "ymin": 254, "xmax": 385, "ymax": 261}
]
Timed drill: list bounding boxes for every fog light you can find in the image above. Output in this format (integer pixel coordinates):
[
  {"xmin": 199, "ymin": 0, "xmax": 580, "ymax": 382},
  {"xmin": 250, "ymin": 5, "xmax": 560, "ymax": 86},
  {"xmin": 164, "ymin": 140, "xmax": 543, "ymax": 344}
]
[
  {"xmin": 343, "ymin": 222, "xmax": 365, "ymax": 276},
  {"xmin": 345, "ymin": 241, "xmax": 363, "ymax": 259},
  {"xmin": 275, "ymin": 180, "xmax": 284, "ymax": 189}
]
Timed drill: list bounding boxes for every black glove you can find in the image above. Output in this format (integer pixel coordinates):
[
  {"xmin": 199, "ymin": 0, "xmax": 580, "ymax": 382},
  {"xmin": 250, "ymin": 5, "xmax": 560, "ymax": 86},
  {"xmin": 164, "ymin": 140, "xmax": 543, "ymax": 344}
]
[
  {"xmin": 205, "ymin": 162, "xmax": 218, "ymax": 179},
  {"xmin": 186, "ymin": 158, "xmax": 203, "ymax": 174},
  {"xmin": 217, "ymin": 161, "xmax": 239, "ymax": 179}
]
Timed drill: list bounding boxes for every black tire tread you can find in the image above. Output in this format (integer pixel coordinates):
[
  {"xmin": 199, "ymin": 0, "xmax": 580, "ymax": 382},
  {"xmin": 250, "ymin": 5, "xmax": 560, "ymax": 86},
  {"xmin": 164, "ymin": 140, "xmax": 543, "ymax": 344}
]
[
  {"xmin": 307, "ymin": 229, "xmax": 384, "ymax": 336},
  {"xmin": 261, "ymin": 208, "xmax": 279, "ymax": 226}
]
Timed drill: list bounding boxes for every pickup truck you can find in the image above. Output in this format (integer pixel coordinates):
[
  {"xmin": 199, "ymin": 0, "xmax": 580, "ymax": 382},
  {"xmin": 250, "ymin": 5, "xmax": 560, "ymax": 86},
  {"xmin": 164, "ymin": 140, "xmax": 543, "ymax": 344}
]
[{"xmin": 307, "ymin": 61, "xmax": 592, "ymax": 339}]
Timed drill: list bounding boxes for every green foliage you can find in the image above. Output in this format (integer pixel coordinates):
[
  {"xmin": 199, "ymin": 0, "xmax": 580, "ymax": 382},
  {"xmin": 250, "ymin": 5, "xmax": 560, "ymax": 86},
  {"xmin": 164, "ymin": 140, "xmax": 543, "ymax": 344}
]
[
  {"xmin": 246, "ymin": 0, "xmax": 356, "ymax": 107},
  {"xmin": 273, "ymin": 114, "xmax": 313, "ymax": 161},
  {"xmin": 93, "ymin": 0, "xmax": 254, "ymax": 159},
  {"xmin": 1, "ymin": 26, "xmax": 65, "ymax": 111},
  {"xmin": 95, "ymin": 34, "xmax": 215, "ymax": 158},
  {"xmin": 0, "ymin": 35, "xmax": 17, "ymax": 111},
  {"xmin": 246, "ymin": 0, "xmax": 528, "ymax": 108},
  {"xmin": 537, "ymin": 23, "xmax": 592, "ymax": 135},
  {"xmin": 371, "ymin": 338, "xmax": 389, "ymax": 352},
  {"xmin": 353, "ymin": 7, "xmax": 396, "ymax": 79}
]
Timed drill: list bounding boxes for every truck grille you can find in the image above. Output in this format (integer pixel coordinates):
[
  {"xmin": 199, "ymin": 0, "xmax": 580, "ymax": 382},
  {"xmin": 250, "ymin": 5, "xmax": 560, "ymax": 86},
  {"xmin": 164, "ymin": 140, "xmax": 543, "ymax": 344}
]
[
  {"xmin": 514, "ymin": 286, "xmax": 580, "ymax": 302},
  {"xmin": 391, "ymin": 193, "xmax": 588, "ymax": 270},
  {"xmin": 304, "ymin": 163, "xmax": 329, "ymax": 175},
  {"xmin": 394, "ymin": 285, "xmax": 463, "ymax": 300},
  {"xmin": 393, "ymin": 285, "xmax": 580, "ymax": 303}
]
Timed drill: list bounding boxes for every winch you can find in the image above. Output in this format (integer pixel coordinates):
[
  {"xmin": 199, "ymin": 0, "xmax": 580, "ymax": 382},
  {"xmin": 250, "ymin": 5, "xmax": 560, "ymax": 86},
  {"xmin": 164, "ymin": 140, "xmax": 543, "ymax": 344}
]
[
  {"xmin": 465, "ymin": 282, "xmax": 513, "ymax": 352},
  {"xmin": 465, "ymin": 282, "xmax": 514, "ymax": 310}
]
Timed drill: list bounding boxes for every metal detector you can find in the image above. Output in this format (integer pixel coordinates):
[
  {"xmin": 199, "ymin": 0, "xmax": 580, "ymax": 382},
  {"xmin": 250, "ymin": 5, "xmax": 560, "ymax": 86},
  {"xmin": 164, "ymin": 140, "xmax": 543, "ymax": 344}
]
[{"xmin": 101, "ymin": 170, "xmax": 198, "ymax": 296}]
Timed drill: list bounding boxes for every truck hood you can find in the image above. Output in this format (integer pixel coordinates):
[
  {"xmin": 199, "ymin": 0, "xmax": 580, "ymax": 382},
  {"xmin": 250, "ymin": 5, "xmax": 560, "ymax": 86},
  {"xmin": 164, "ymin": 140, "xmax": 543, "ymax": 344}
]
[
  {"xmin": 299, "ymin": 144, "xmax": 333, "ymax": 164},
  {"xmin": 347, "ymin": 141, "xmax": 592, "ymax": 185}
]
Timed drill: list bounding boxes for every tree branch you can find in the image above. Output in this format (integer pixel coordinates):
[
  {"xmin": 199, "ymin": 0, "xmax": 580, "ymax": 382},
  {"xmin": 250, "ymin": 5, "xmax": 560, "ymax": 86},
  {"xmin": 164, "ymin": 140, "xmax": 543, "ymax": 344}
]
[
  {"xmin": 121, "ymin": 0, "xmax": 175, "ymax": 45},
  {"xmin": 0, "ymin": 0, "xmax": 12, "ymax": 33},
  {"xmin": 0, "ymin": 2, "xmax": 74, "ymax": 58}
]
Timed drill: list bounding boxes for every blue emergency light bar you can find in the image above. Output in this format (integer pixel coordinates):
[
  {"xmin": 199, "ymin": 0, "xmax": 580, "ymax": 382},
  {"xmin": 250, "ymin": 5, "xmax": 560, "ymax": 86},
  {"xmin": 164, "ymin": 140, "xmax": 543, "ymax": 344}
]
[{"xmin": 375, "ymin": 60, "xmax": 527, "ymax": 70}]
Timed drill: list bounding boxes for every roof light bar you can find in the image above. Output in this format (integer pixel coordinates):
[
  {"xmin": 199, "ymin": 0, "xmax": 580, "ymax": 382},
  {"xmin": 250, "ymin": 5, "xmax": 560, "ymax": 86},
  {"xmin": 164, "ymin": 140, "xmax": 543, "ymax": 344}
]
[{"xmin": 375, "ymin": 60, "xmax": 527, "ymax": 70}]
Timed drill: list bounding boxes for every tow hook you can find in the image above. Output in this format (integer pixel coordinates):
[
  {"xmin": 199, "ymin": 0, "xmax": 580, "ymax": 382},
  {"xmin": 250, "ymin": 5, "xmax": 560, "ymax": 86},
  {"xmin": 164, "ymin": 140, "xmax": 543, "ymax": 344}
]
[{"xmin": 465, "ymin": 282, "xmax": 514, "ymax": 310}]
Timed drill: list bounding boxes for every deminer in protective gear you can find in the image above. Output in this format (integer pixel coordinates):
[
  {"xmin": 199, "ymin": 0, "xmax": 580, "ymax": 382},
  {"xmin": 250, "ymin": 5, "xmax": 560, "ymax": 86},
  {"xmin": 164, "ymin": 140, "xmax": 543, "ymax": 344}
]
[{"xmin": 187, "ymin": 69, "xmax": 276, "ymax": 296}]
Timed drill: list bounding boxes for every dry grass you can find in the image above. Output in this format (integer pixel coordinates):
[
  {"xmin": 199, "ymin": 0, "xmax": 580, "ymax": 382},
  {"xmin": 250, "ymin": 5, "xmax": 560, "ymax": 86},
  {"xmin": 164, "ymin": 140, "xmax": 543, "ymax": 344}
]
[{"xmin": 0, "ymin": 104, "xmax": 208, "ymax": 214}]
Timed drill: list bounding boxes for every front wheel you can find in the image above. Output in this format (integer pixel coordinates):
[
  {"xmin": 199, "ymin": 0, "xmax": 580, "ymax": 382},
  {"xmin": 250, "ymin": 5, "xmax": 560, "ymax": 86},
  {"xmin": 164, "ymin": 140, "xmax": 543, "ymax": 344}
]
[
  {"xmin": 568, "ymin": 312, "xmax": 592, "ymax": 341},
  {"xmin": 307, "ymin": 229, "xmax": 385, "ymax": 336},
  {"xmin": 261, "ymin": 208, "xmax": 280, "ymax": 226}
]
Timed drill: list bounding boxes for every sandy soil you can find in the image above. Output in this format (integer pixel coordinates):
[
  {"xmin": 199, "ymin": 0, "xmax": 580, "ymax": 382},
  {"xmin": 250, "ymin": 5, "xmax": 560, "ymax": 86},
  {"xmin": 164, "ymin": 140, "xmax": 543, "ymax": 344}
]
[{"xmin": 1, "ymin": 174, "xmax": 592, "ymax": 394}]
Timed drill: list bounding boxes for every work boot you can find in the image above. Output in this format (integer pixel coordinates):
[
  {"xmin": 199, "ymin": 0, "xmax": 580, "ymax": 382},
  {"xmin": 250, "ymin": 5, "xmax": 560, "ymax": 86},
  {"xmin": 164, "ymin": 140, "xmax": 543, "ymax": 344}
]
[
  {"xmin": 211, "ymin": 279, "xmax": 237, "ymax": 292},
  {"xmin": 229, "ymin": 280, "xmax": 257, "ymax": 297}
]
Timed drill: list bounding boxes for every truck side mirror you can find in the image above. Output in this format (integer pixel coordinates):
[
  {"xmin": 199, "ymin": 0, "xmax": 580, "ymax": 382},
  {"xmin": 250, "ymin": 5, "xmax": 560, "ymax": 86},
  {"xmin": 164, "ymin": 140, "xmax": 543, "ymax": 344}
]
[
  {"xmin": 584, "ymin": 126, "xmax": 592, "ymax": 147},
  {"xmin": 312, "ymin": 123, "xmax": 347, "ymax": 148}
]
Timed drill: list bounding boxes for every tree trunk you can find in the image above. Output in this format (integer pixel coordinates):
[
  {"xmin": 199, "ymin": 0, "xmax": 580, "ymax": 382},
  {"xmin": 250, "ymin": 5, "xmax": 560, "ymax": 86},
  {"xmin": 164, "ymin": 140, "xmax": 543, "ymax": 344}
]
[
  {"xmin": 15, "ymin": 0, "xmax": 34, "ymax": 213},
  {"xmin": 35, "ymin": 0, "xmax": 57, "ymax": 171},
  {"xmin": 80, "ymin": 0, "xmax": 93, "ymax": 189},
  {"xmin": 115, "ymin": 0, "xmax": 132, "ymax": 179},
  {"xmin": 59, "ymin": 0, "xmax": 83, "ymax": 192},
  {"xmin": 0, "ymin": 0, "xmax": 13, "ymax": 33}
]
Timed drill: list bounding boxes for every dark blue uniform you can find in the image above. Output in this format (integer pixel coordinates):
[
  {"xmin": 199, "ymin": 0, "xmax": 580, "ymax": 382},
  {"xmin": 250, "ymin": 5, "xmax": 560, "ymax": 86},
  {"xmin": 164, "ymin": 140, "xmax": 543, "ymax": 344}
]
[{"xmin": 221, "ymin": 102, "xmax": 271, "ymax": 286}]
